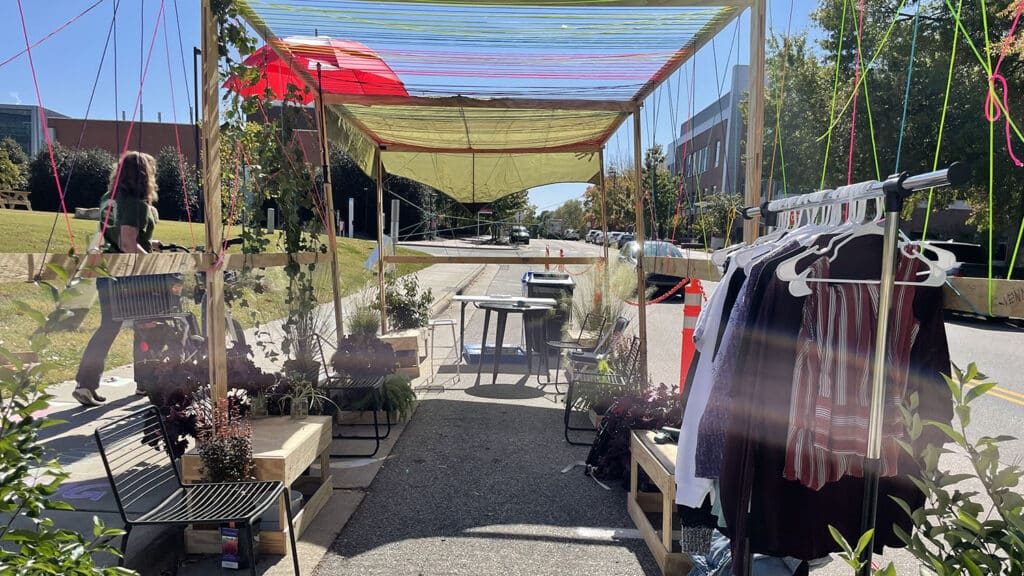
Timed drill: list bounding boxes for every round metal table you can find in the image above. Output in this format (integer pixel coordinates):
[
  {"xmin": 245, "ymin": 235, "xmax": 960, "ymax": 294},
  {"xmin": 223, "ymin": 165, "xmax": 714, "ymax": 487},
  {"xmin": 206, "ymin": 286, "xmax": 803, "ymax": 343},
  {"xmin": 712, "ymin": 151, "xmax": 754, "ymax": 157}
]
[{"xmin": 474, "ymin": 301, "xmax": 553, "ymax": 386}]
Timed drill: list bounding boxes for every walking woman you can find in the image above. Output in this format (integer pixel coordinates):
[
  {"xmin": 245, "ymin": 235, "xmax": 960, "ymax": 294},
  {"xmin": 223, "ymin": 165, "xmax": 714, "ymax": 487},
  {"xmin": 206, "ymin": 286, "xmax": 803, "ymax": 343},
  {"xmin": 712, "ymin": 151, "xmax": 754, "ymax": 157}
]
[{"xmin": 73, "ymin": 151, "xmax": 161, "ymax": 406}]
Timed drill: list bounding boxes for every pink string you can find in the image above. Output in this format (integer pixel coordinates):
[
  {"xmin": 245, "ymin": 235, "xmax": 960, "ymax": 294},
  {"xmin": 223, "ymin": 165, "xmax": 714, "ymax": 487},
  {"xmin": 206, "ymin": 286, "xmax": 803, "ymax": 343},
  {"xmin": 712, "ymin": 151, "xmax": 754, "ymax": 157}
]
[
  {"xmin": 161, "ymin": 13, "xmax": 197, "ymax": 248},
  {"xmin": 16, "ymin": 0, "xmax": 77, "ymax": 252},
  {"xmin": 986, "ymin": 0, "xmax": 1024, "ymax": 167},
  {"xmin": 847, "ymin": 0, "xmax": 867, "ymax": 185},
  {"xmin": 98, "ymin": 0, "xmax": 167, "ymax": 245},
  {"xmin": 2, "ymin": 0, "xmax": 104, "ymax": 69}
]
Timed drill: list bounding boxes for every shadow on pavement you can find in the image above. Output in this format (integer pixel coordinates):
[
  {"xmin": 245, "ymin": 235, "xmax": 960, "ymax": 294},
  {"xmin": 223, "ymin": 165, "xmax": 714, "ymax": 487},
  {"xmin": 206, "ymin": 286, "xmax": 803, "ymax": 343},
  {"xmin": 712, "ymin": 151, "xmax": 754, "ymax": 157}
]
[{"xmin": 316, "ymin": 397, "xmax": 660, "ymax": 576}]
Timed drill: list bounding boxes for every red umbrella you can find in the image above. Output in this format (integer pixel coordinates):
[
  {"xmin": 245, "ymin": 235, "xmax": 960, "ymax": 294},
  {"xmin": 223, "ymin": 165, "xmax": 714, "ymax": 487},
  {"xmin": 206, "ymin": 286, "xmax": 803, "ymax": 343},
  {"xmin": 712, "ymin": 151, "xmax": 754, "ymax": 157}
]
[{"xmin": 227, "ymin": 36, "xmax": 408, "ymax": 103}]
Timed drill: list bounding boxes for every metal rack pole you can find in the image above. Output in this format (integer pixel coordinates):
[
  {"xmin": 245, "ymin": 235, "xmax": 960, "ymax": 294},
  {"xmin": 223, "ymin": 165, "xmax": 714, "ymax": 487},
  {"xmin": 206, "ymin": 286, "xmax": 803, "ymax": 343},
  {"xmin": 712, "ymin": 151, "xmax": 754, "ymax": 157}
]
[{"xmin": 737, "ymin": 164, "xmax": 968, "ymax": 575}]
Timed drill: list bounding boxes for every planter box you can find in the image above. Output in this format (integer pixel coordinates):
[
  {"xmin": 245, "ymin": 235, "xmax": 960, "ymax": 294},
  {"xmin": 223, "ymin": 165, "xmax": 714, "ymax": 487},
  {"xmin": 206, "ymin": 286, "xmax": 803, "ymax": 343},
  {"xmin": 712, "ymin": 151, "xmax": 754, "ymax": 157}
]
[
  {"xmin": 334, "ymin": 401, "xmax": 418, "ymax": 426},
  {"xmin": 380, "ymin": 328, "xmax": 425, "ymax": 379},
  {"xmin": 181, "ymin": 416, "xmax": 333, "ymax": 556}
]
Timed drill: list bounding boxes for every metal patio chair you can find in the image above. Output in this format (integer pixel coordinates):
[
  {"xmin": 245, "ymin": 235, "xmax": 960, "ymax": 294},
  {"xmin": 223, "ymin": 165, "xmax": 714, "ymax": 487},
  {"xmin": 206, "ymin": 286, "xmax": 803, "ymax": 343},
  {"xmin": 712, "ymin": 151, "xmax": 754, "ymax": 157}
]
[
  {"xmin": 565, "ymin": 315, "xmax": 631, "ymax": 372},
  {"xmin": 94, "ymin": 406, "xmax": 299, "ymax": 575},
  {"xmin": 315, "ymin": 333, "xmax": 390, "ymax": 458},
  {"xmin": 541, "ymin": 312, "xmax": 608, "ymax": 394},
  {"xmin": 563, "ymin": 335, "xmax": 643, "ymax": 445}
]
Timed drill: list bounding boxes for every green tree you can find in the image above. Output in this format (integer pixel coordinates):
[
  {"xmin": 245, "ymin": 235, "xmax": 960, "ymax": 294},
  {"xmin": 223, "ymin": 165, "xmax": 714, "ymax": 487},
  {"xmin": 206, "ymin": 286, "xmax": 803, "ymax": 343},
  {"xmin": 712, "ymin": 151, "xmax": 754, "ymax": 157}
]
[
  {"xmin": 0, "ymin": 137, "xmax": 28, "ymax": 190},
  {"xmin": 584, "ymin": 160, "xmax": 637, "ymax": 231},
  {"xmin": 764, "ymin": 0, "xmax": 1024, "ymax": 245},
  {"xmin": 551, "ymin": 198, "xmax": 586, "ymax": 232},
  {"xmin": 155, "ymin": 146, "xmax": 201, "ymax": 222},
  {"xmin": 641, "ymin": 144, "xmax": 680, "ymax": 239}
]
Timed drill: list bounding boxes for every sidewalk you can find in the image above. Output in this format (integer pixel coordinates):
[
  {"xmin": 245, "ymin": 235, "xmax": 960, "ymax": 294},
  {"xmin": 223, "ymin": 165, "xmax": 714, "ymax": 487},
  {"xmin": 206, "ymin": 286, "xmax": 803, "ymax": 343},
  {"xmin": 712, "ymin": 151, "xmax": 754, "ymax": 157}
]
[{"xmin": 17, "ymin": 263, "xmax": 485, "ymax": 575}]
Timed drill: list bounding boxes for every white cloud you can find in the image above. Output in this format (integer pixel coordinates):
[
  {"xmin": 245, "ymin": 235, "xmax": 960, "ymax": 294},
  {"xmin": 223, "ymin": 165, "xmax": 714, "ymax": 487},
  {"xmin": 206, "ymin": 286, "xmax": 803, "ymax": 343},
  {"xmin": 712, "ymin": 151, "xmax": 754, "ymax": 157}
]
[{"xmin": 8, "ymin": 91, "xmax": 21, "ymax": 105}]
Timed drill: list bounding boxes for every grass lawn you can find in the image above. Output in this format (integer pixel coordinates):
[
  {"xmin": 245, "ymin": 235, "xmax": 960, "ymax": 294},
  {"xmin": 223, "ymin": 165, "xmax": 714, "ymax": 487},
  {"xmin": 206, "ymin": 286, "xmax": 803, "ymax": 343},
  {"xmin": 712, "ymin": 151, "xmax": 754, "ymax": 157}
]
[{"xmin": 0, "ymin": 209, "xmax": 428, "ymax": 384}]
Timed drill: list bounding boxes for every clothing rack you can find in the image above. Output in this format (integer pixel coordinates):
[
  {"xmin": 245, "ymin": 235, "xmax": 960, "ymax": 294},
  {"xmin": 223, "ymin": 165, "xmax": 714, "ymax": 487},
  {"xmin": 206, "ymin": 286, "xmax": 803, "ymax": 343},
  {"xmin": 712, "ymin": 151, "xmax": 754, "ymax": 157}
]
[{"xmin": 739, "ymin": 163, "xmax": 969, "ymax": 576}]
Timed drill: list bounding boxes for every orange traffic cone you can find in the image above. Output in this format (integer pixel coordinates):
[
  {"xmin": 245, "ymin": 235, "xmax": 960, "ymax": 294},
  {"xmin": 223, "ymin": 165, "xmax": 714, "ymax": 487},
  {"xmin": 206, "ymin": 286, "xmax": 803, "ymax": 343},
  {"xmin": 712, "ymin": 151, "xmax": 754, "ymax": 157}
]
[{"xmin": 679, "ymin": 278, "xmax": 703, "ymax": 394}]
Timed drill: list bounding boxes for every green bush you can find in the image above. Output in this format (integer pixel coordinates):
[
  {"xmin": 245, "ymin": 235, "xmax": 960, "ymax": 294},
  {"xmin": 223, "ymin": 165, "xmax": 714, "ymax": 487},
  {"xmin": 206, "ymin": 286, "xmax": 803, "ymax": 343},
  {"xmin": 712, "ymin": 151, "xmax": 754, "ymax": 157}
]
[
  {"xmin": 27, "ymin": 143, "xmax": 114, "ymax": 212},
  {"xmin": 155, "ymin": 146, "xmax": 200, "ymax": 222},
  {"xmin": 0, "ymin": 262, "xmax": 136, "ymax": 574},
  {"xmin": 0, "ymin": 137, "xmax": 28, "ymax": 190}
]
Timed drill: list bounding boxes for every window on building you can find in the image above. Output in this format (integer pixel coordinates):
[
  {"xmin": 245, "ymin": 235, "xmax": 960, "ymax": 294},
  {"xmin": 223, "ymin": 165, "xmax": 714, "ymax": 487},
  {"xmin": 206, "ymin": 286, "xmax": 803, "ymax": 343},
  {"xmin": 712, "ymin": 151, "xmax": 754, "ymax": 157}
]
[{"xmin": 714, "ymin": 140, "xmax": 721, "ymax": 168}]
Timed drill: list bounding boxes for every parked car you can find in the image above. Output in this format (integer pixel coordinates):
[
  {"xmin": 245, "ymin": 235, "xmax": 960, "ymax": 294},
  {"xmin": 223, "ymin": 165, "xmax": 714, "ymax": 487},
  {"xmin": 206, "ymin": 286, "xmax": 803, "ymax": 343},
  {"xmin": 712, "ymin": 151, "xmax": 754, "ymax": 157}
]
[
  {"xmin": 586, "ymin": 229, "xmax": 601, "ymax": 243},
  {"xmin": 563, "ymin": 229, "xmax": 580, "ymax": 241},
  {"xmin": 618, "ymin": 240, "xmax": 685, "ymax": 293},
  {"xmin": 606, "ymin": 231, "xmax": 624, "ymax": 246},
  {"xmin": 617, "ymin": 233, "xmax": 635, "ymax": 249},
  {"xmin": 921, "ymin": 240, "xmax": 1009, "ymax": 278},
  {"xmin": 510, "ymin": 225, "xmax": 531, "ymax": 245}
]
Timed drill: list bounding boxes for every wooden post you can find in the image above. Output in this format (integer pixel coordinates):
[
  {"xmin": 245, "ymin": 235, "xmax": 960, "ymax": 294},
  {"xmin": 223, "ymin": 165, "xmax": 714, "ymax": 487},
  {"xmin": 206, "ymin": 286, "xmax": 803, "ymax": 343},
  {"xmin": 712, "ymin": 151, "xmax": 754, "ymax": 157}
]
[
  {"xmin": 375, "ymin": 147, "xmax": 388, "ymax": 334},
  {"xmin": 201, "ymin": 0, "xmax": 226, "ymax": 400},
  {"xmin": 632, "ymin": 109, "xmax": 648, "ymax": 379},
  {"xmin": 598, "ymin": 148, "xmax": 611, "ymax": 299},
  {"xmin": 316, "ymin": 69, "xmax": 345, "ymax": 345},
  {"xmin": 743, "ymin": 0, "xmax": 767, "ymax": 244}
]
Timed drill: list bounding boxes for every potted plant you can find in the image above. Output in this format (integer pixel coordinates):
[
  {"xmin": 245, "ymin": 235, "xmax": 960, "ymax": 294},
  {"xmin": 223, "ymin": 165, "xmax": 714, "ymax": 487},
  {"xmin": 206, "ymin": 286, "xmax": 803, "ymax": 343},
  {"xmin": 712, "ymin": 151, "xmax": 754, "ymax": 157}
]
[
  {"xmin": 197, "ymin": 398, "xmax": 256, "ymax": 482},
  {"xmin": 344, "ymin": 373, "xmax": 418, "ymax": 423},
  {"xmin": 277, "ymin": 377, "xmax": 337, "ymax": 420},
  {"xmin": 377, "ymin": 274, "xmax": 433, "ymax": 378}
]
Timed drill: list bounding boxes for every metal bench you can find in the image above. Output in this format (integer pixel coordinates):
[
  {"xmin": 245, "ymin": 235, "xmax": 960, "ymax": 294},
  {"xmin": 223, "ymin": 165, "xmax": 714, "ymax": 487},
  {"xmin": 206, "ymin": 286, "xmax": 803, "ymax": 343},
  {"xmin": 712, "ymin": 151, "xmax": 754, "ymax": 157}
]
[{"xmin": 94, "ymin": 406, "xmax": 300, "ymax": 575}]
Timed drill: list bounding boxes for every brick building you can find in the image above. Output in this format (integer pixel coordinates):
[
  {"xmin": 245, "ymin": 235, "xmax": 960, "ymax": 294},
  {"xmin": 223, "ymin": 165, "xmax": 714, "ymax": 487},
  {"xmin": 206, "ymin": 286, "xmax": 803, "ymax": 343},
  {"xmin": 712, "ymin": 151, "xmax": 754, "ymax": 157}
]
[{"xmin": 0, "ymin": 103, "xmax": 197, "ymax": 163}]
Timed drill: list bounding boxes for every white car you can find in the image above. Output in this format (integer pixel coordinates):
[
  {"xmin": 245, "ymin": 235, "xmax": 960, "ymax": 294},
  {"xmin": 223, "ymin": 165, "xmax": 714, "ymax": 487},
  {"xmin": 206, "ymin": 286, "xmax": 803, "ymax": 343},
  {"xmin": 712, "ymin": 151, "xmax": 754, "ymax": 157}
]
[{"xmin": 563, "ymin": 229, "xmax": 580, "ymax": 241}]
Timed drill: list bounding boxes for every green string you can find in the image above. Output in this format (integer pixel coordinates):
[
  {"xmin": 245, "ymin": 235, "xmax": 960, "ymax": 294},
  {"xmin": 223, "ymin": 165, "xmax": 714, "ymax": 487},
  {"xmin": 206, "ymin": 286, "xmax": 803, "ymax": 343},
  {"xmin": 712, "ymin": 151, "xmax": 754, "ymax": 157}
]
[
  {"xmin": 820, "ymin": 0, "xmax": 850, "ymax": 189},
  {"xmin": 849, "ymin": 0, "xmax": 882, "ymax": 182},
  {"xmin": 981, "ymin": 0, "xmax": 994, "ymax": 315},
  {"xmin": 923, "ymin": 0, "xmax": 963, "ymax": 241},
  {"xmin": 816, "ymin": 0, "xmax": 910, "ymax": 141},
  {"xmin": 943, "ymin": 0, "xmax": 1024, "ymax": 143},
  {"xmin": 894, "ymin": 1, "xmax": 922, "ymax": 173}
]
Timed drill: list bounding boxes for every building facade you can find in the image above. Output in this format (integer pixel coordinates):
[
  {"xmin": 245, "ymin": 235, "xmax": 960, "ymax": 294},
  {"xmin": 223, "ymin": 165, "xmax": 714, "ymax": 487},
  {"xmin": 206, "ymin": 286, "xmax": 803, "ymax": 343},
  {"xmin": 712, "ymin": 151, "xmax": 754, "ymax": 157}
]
[
  {"xmin": 0, "ymin": 103, "xmax": 196, "ymax": 163},
  {"xmin": 668, "ymin": 65, "xmax": 748, "ymax": 202}
]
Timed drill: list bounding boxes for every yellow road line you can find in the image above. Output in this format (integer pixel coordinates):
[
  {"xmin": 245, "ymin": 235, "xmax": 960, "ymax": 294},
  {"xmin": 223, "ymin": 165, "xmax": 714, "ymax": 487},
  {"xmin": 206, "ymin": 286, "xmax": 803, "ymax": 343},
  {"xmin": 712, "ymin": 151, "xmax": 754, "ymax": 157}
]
[{"xmin": 966, "ymin": 382, "xmax": 1024, "ymax": 407}]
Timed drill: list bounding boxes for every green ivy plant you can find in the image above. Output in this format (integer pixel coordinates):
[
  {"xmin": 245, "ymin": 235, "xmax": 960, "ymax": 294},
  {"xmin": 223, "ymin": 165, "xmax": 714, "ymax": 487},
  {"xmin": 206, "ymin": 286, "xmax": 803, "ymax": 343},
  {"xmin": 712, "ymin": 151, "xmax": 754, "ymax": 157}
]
[
  {"xmin": 1, "ymin": 263, "xmax": 135, "ymax": 574},
  {"xmin": 831, "ymin": 362, "xmax": 1023, "ymax": 575}
]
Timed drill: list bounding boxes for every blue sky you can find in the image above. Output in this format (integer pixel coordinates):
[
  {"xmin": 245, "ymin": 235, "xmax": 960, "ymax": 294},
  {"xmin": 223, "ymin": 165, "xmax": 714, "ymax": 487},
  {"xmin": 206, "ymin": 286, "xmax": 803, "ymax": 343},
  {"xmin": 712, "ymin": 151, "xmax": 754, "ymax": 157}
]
[{"xmin": 0, "ymin": 0, "xmax": 817, "ymax": 209}]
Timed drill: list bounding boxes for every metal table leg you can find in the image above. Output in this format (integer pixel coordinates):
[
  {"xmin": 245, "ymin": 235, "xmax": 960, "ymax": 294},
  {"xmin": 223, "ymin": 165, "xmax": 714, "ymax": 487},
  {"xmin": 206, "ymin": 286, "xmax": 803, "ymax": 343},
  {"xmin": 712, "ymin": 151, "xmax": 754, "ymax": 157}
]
[
  {"xmin": 475, "ymin": 307, "xmax": 491, "ymax": 386},
  {"xmin": 492, "ymin": 310, "xmax": 508, "ymax": 385}
]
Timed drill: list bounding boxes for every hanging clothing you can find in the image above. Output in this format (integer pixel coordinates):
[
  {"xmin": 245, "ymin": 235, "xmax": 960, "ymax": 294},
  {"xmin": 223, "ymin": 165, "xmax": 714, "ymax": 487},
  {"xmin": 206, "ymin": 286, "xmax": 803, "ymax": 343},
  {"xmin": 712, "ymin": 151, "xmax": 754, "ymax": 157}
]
[
  {"xmin": 676, "ymin": 263, "xmax": 746, "ymax": 507},
  {"xmin": 714, "ymin": 235, "xmax": 952, "ymax": 574},
  {"xmin": 784, "ymin": 254, "xmax": 922, "ymax": 490}
]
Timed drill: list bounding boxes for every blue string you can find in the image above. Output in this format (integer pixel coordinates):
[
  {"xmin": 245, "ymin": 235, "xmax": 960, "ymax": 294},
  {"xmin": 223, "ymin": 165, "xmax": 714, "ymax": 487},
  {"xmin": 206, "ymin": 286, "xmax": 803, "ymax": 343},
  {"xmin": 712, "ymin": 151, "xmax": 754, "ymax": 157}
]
[{"xmin": 894, "ymin": 1, "xmax": 922, "ymax": 172}]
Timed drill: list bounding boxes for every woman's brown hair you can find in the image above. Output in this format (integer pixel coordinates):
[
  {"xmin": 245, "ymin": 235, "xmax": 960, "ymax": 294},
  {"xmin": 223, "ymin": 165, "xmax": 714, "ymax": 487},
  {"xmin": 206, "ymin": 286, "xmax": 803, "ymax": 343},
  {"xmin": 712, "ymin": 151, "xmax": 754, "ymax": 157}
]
[{"xmin": 110, "ymin": 151, "xmax": 158, "ymax": 204}]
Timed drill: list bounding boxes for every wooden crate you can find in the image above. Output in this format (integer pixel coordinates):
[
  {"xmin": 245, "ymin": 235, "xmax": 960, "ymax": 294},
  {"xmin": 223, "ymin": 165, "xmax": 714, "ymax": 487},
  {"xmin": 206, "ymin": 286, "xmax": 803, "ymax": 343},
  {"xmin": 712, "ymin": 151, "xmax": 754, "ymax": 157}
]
[
  {"xmin": 628, "ymin": 430, "xmax": 691, "ymax": 576},
  {"xmin": 381, "ymin": 328, "xmax": 424, "ymax": 378},
  {"xmin": 181, "ymin": 416, "xmax": 333, "ymax": 555}
]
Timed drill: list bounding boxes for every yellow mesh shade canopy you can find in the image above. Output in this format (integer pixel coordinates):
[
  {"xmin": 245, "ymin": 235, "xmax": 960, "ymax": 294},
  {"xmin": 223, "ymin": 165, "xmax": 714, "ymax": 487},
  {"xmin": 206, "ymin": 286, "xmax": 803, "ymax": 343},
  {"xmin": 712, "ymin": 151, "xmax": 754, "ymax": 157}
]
[
  {"xmin": 384, "ymin": 151, "xmax": 600, "ymax": 203},
  {"xmin": 324, "ymin": 105, "xmax": 605, "ymax": 202},
  {"xmin": 338, "ymin": 104, "xmax": 622, "ymax": 152}
]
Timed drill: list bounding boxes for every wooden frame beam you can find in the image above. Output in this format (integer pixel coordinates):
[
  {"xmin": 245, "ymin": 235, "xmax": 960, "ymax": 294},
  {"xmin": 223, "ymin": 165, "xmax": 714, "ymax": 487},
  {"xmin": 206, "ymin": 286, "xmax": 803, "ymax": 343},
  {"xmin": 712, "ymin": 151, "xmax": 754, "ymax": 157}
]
[
  {"xmin": 324, "ymin": 94, "xmax": 636, "ymax": 112},
  {"xmin": 743, "ymin": 0, "xmax": 766, "ymax": 243},
  {"xmin": 385, "ymin": 255, "xmax": 602, "ymax": 265},
  {"xmin": 361, "ymin": 0, "xmax": 752, "ymax": 6},
  {"xmin": 201, "ymin": 0, "xmax": 227, "ymax": 400},
  {"xmin": 378, "ymin": 143, "xmax": 606, "ymax": 155},
  {"xmin": 0, "ymin": 251, "xmax": 335, "ymax": 282},
  {"xmin": 632, "ymin": 109, "xmax": 649, "ymax": 381}
]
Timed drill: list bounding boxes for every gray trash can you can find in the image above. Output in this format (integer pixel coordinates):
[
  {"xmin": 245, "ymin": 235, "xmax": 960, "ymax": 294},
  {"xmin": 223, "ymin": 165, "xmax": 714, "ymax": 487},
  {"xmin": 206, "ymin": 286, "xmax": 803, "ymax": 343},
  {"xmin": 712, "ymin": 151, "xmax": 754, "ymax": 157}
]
[{"xmin": 522, "ymin": 271, "xmax": 575, "ymax": 347}]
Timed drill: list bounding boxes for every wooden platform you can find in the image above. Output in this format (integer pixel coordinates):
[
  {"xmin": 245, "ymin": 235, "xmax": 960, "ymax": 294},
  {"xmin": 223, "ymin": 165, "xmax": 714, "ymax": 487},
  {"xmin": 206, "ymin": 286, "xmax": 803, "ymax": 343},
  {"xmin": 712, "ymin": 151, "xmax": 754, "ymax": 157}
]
[
  {"xmin": 0, "ymin": 190, "xmax": 31, "ymax": 210},
  {"xmin": 628, "ymin": 430, "xmax": 691, "ymax": 576},
  {"xmin": 181, "ymin": 416, "xmax": 334, "ymax": 555}
]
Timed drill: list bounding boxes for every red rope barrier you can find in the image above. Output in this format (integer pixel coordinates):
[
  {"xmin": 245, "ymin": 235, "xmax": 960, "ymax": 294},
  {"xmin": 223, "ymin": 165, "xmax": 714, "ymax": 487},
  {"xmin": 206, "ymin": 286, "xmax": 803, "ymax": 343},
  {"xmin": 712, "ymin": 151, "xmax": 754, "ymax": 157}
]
[{"xmin": 623, "ymin": 276, "xmax": 689, "ymax": 307}]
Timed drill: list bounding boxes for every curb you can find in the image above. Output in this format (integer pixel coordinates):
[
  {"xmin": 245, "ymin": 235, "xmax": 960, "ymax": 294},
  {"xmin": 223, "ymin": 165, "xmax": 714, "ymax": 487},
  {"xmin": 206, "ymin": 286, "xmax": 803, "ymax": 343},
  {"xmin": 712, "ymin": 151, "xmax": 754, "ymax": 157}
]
[{"xmin": 430, "ymin": 264, "xmax": 486, "ymax": 317}]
